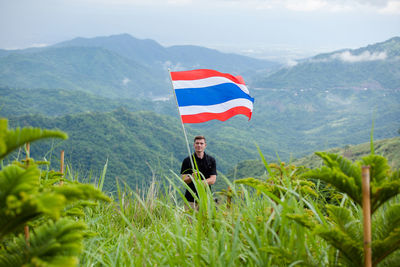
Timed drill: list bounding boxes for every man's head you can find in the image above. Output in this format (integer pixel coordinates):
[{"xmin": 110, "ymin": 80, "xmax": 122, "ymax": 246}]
[{"xmin": 193, "ymin": 135, "xmax": 206, "ymax": 154}]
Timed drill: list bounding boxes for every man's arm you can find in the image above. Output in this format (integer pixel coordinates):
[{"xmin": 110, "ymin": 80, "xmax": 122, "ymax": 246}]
[
  {"xmin": 204, "ymin": 174, "xmax": 216, "ymax": 185},
  {"xmin": 182, "ymin": 172, "xmax": 215, "ymax": 185},
  {"xmin": 182, "ymin": 173, "xmax": 193, "ymax": 184}
]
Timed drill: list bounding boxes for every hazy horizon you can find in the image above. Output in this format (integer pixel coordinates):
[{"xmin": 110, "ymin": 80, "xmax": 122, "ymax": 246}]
[{"xmin": 1, "ymin": 0, "xmax": 400, "ymax": 62}]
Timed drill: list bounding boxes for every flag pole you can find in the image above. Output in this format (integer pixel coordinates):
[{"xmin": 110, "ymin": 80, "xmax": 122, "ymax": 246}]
[
  {"xmin": 168, "ymin": 69, "xmax": 194, "ymax": 169},
  {"xmin": 362, "ymin": 166, "xmax": 372, "ymax": 267}
]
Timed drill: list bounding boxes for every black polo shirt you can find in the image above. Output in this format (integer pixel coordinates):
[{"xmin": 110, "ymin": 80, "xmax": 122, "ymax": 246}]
[{"xmin": 180, "ymin": 152, "xmax": 217, "ymax": 202}]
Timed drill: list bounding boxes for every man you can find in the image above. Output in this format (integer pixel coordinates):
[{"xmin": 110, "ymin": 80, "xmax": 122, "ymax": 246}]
[{"xmin": 180, "ymin": 136, "xmax": 217, "ymax": 210}]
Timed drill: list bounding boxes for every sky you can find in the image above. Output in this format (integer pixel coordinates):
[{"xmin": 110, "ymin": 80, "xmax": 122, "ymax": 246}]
[{"xmin": 1, "ymin": 0, "xmax": 400, "ymax": 61}]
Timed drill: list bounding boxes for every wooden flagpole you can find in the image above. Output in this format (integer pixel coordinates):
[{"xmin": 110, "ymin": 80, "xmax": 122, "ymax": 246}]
[
  {"xmin": 168, "ymin": 69, "xmax": 194, "ymax": 169},
  {"xmin": 362, "ymin": 166, "xmax": 372, "ymax": 267}
]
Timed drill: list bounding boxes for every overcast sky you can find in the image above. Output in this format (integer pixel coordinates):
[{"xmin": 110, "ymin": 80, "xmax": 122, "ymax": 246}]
[{"xmin": 1, "ymin": 0, "xmax": 399, "ymax": 60}]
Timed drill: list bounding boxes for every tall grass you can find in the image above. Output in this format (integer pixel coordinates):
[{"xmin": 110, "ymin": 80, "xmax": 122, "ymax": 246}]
[{"xmin": 79, "ymin": 170, "xmax": 330, "ymax": 266}]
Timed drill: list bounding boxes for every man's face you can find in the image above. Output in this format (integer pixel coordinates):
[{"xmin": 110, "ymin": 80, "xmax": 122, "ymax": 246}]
[{"xmin": 194, "ymin": 139, "xmax": 206, "ymax": 153}]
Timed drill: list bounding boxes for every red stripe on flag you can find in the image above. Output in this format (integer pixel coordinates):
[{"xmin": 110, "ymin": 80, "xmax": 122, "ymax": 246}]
[
  {"xmin": 181, "ymin": 106, "xmax": 252, "ymax": 123},
  {"xmin": 171, "ymin": 69, "xmax": 245, "ymax": 85}
]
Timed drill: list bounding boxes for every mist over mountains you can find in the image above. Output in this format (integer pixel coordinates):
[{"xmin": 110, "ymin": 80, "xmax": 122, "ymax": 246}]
[
  {"xmin": 254, "ymin": 36, "xmax": 400, "ymax": 90},
  {"xmin": 1, "ymin": 33, "xmax": 399, "ymax": 190}
]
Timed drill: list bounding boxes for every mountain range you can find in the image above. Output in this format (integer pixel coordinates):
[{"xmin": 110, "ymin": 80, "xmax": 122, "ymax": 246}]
[
  {"xmin": 254, "ymin": 37, "xmax": 400, "ymax": 90},
  {"xmin": 1, "ymin": 33, "xmax": 399, "ymax": 190},
  {"xmin": 0, "ymin": 34, "xmax": 277, "ymax": 99}
]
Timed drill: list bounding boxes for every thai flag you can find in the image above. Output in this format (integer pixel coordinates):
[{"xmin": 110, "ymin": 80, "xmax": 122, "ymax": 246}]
[{"xmin": 170, "ymin": 69, "xmax": 254, "ymax": 124}]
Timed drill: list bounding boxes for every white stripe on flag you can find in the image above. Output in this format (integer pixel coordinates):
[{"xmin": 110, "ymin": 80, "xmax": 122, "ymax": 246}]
[
  {"xmin": 178, "ymin": 98, "xmax": 253, "ymax": 115},
  {"xmin": 173, "ymin": 76, "xmax": 250, "ymax": 94}
]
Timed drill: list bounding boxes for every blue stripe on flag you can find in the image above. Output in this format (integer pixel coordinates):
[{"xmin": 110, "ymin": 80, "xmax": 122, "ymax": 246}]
[{"xmin": 175, "ymin": 83, "xmax": 254, "ymax": 107}]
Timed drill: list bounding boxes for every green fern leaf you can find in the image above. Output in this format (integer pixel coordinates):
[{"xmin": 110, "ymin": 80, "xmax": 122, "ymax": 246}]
[
  {"xmin": 0, "ymin": 218, "xmax": 86, "ymax": 267},
  {"xmin": 315, "ymin": 226, "xmax": 363, "ymax": 266},
  {"xmin": 361, "ymin": 155, "xmax": 390, "ymax": 186},
  {"xmin": 303, "ymin": 166, "xmax": 362, "ymax": 205},
  {"xmin": 0, "ymin": 165, "xmax": 67, "ymax": 240},
  {"xmin": 0, "ymin": 118, "xmax": 68, "ymax": 160},
  {"xmin": 372, "ymin": 204, "xmax": 400, "ymax": 265}
]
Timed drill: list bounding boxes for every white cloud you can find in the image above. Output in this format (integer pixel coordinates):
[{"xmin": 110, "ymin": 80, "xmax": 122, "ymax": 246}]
[
  {"xmin": 73, "ymin": 0, "xmax": 400, "ymax": 13},
  {"xmin": 330, "ymin": 50, "xmax": 387, "ymax": 62},
  {"xmin": 122, "ymin": 77, "xmax": 131, "ymax": 85},
  {"xmin": 29, "ymin": 43, "xmax": 49, "ymax": 48},
  {"xmin": 285, "ymin": 0, "xmax": 328, "ymax": 11},
  {"xmin": 286, "ymin": 59, "xmax": 299, "ymax": 67},
  {"xmin": 378, "ymin": 0, "xmax": 400, "ymax": 14}
]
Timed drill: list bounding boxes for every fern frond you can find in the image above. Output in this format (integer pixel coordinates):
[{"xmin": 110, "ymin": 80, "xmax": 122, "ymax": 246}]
[
  {"xmin": 371, "ymin": 181, "xmax": 400, "ymax": 213},
  {"xmin": 286, "ymin": 213, "xmax": 318, "ymax": 229},
  {"xmin": 361, "ymin": 155, "xmax": 400, "ymax": 212},
  {"xmin": 325, "ymin": 205, "xmax": 363, "ymax": 242},
  {"xmin": 378, "ymin": 250, "xmax": 400, "ymax": 267},
  {"xmin": 315, "ymin": 226, "xmax": 363, "ymax": 266},
  {"xmin": 311, "ymin": 205, "xmax": 363, "ymax": 266},
  {"xmin": 0, "ymin": 218, "xmax": 86, "ymax": 267},
  {"xmin": 264, "ymin": 246, "xmax": 318, "ymax": 267},
  {"xmin": 0, "ymin": 165, "xmax": 68, "ymax": 240},
  {"xmin": 316, "ymin": 152, "xmax": 362, "ymax": 188},
  {"xmin": 0, "ymin": 118, "xmax": 68, "ymax": 160},
  {"xmin": 372, "ymin": 204, "xmax": 400, "ymax": 265},
  {"xmin": 303, "ymin": 166, "xmax": 362, "ymax": 205},
  {"xmin": 234, "ymin": 177, "xmax": 282, "ymax": 203},
  {"xmin": 361, "ymin": 155, "xmax": 390, "ymax": 186}
]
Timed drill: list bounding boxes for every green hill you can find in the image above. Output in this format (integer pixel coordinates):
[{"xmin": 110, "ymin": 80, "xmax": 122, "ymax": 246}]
[
  {"xmin": 8, "ymin": 109, "xmax": 259, "ymax": 191},
  {"xmin": 226, "ymin": 137, "xmax": 400, "ymax": 181},
  {"xmin": 0, "ymin": 46, "xmax": 167, "ymax": 98},
  {"xmin": 3, "ymin": 83, "xmax": 400, "ymax": 164},
  {"xmin": 292, "ymin": 136, "xmax": 400, "ymax": 169},
  {"xmin": 0, "ymin": 87, "xmax": 174, "ymax": 117}
]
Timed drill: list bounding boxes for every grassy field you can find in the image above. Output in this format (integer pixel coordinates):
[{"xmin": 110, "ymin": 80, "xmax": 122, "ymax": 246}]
[
  {"xmin": 1, "ymin": 119, "xmax": 399, "ymax": 266},
  {"xmin": 79, "ymin": 143, "xmax": 400, "ymax": 266},
  {"xmin": 80, "ymin": 175, "xmax": 330, "ymax": 266}
]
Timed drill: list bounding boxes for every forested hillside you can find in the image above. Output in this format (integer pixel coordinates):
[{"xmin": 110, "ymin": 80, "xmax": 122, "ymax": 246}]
[
  {"xmin": 1, "ymin": 34, "xmax": 400, "ymax": 191},
  {"xmin": 8, "ymin": 109, "xmax": 258, "ymax": 191},
  {"xmin": 0, "ymin": 87, "xmax": 173, "ymax": 117},
  {"xmin": 254, "ymin": 37, "xmax": 400, "ymax": 90},
  {"xmin": 226, "ymin": 136, "xmax": 400, "ymax": 181},
  {"xmin": 0, "ymin": 34, "xmax": 277, "ymax": 99},
  {"xmin": 0, "ymin": 47, "xmax": 166, "ymax": 98}
]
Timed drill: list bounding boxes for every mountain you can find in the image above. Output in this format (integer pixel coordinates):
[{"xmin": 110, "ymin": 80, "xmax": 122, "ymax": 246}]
[
  {"xmin": 2, "ymin": 35, "xmax": 400, "ymax": 193},
  {"xmin": 54, "ymin": 34, "xmax": 278, "ymax": 77},
  {"xmin": 254, "ymin": 37, "xmax": 400, "ymax": 90},
  {"xmin": 0, "ymin": 46, "xmax": 167, "ymax": 98},
  {"xmin": 0, "ymin": 34, "xmax": 277, "ymax": 99},
  {"xmin": 54, "ymin": 34, "xmax": 170, "ymax": 68},
  {"xmin": 8, "ymin": 109, "xmax": 259, "ymax": 191}
]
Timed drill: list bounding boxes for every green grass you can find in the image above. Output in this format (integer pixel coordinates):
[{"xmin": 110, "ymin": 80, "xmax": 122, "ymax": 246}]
[
  {"xmin": 79, "ymin": 172, "xmax": 330, "ymax": 266},
  {"xmin": 78, "ymin": 142, "xmax": 400, "ymax": 266}
]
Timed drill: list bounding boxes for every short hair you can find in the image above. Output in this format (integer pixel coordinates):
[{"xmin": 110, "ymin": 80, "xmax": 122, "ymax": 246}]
[{"xmin": 194, "ymin": 135, "xmax": 206, "ymax": 143}]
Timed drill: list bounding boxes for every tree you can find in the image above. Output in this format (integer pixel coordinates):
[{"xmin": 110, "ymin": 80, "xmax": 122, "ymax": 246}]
[{"xmin": 290, "ymin": 152, "xmax": 400, "ymax": 266}]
